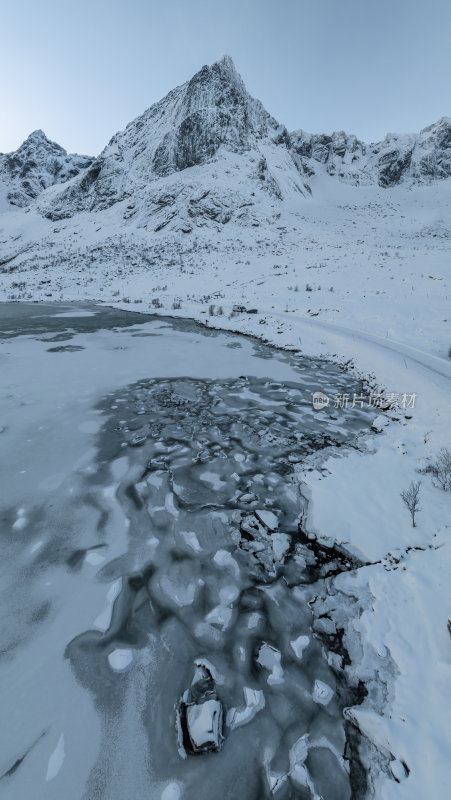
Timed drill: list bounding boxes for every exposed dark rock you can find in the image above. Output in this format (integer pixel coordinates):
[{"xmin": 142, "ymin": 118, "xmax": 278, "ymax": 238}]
[{"xmin": 378, "ymin": 148, "xmax": 413, "ymax": 186}]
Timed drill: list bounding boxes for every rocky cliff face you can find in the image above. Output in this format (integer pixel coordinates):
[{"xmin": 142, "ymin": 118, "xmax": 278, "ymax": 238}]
[
  {"xmin": 0, "ymin": 130, "xmax": 93, "ymax": 211},
  {"xmin": 35, "ymin": 56, "xmax": 310, "ymax": 226},
  {"xmin": 290, "ymin": 117, "xmax": 451, "ymax": 186},
  {"xmin": 150, "ymin": 54, "xmax": 280, "ymax": 175}
]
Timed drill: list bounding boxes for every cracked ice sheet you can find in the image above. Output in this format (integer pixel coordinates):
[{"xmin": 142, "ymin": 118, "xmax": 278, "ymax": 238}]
[
  {"xmin": 2, "ymin": 309, "xmax": 311, "ymax": 798},
  {"xmin": 0, "ymin": 306, "xmax": 314, "ymax": 800},
  {"xmin": 2, "ymin": 301, "xmax": 449, "ymax": 796},
  {"xmin": 0, "ymin": 303, "xmax": 303, "ymax": 510}
]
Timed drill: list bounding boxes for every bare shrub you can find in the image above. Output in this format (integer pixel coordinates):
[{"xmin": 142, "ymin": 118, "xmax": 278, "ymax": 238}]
[
  {"xmin": 431, "ymin": 448, "xmax": 451, "ymax": 491},
  {"xmin": 400, "ymin": 480, "xmax": 421, "ymax": 527}
]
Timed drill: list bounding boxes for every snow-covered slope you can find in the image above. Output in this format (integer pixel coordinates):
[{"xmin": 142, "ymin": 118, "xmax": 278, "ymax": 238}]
[
  {"xmin": 290, "ymin": 116, "xmax": 451, "ymax": 186},
  {"xmin": 0, "ymin": 130, "xmax": 93, "ymax": 213}
]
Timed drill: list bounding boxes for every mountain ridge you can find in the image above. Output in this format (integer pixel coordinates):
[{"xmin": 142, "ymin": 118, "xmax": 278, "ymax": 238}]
[
  {"xmin": 290, "ymin": 116, "xmax": 451, "ymax": 186},
  {"xmin": 1, "ymin": 57, "xmax": 449, "ymax": 222}
]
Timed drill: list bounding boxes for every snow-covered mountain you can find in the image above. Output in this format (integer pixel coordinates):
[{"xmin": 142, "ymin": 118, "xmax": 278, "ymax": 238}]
[
  {"xmin": 36, "ymin": 55, "xmax": 310, "ymax": 229},
  {"xmin": 290, "ymin": 116, "xmax": 451, "ymax": 186},
  {"xmin": 0, "ymin": 55, "xmax": 449, "ymax": 283},
  {"xmin": 30, "ymin": 54, "xmax": 451, "ymax": 227},
  {"xmin": 0, "ymin": 130, "xmax": 93, "ymax": 213},
  {"xmin": 1, "ymin": 57, "xmax": 450, "ymax": 232}
]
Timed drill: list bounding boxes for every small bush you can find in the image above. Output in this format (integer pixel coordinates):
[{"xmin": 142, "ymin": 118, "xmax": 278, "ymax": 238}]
[{"xmin": 428, "ymin": 448, "xmax": 451, "ymax": 491}]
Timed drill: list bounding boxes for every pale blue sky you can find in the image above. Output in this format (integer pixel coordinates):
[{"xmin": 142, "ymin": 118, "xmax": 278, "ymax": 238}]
[{"xmin": 1, "ymin": 0, "xmax": 449, "ymax": 155}]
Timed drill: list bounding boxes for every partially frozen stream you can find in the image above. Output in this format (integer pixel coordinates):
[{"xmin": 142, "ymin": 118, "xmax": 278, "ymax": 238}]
[{"xmin": 0, "ymin": 303, "xmax": 376, "ymax": 799}]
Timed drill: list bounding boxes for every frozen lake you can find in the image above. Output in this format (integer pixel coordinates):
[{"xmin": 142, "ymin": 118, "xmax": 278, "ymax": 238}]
[{"xmin": 0, "ymin": 303, "xmax": 376, "ymax": 799}]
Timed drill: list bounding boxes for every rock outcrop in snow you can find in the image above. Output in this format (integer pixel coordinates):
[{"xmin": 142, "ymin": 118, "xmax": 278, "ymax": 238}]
[{"xmin": 0, "ymin": 130, "xmax": 93, "ymax": 212}]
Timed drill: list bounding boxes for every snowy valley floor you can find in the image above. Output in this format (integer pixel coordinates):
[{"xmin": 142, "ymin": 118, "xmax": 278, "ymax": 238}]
[{"xmin": 0, "ymin": 176, "xmax": 450, "ymax": 799}]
